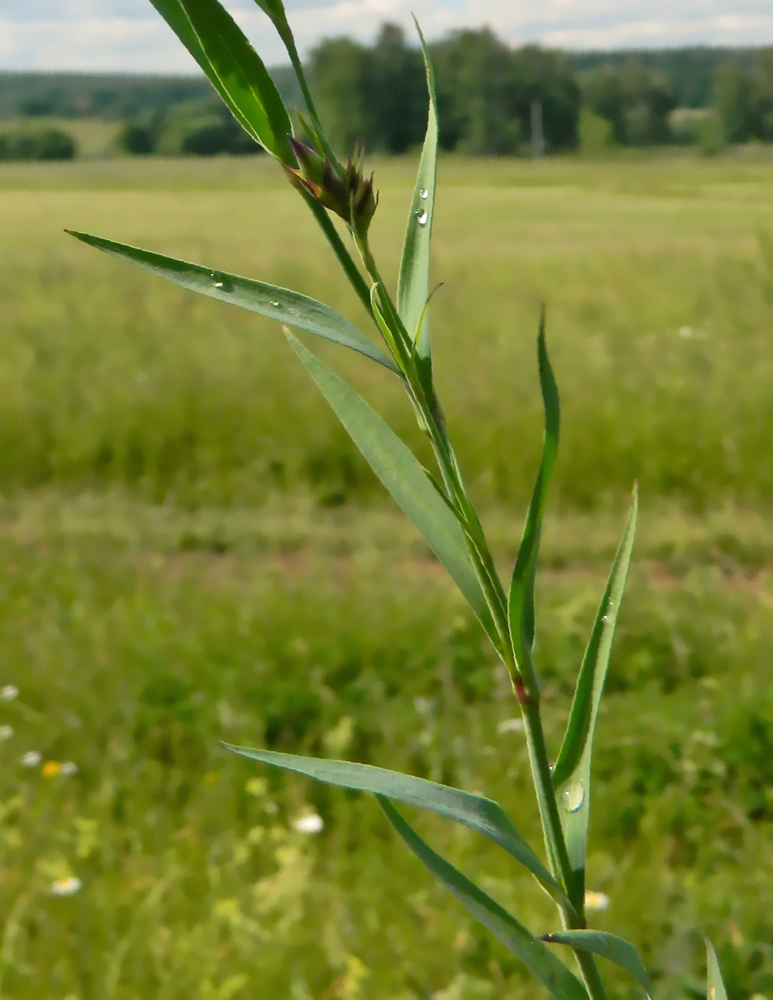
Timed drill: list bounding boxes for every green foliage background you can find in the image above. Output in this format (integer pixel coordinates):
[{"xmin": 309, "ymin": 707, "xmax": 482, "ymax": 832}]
[
  {"xmin": 0, "ymin": 152, "xmax": 772, "ymax": 998},
  {"xmin": 2, "ymin": 41, "xmax": 772, "ymax": 159}
]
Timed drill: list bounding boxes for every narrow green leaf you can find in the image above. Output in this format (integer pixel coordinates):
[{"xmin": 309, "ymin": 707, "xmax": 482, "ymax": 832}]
[
  {"xmin": 224, "ymin": 745, "xmax": 568, "ymax": 904},
  {"xmin": 508, "ymin": 315, "xmax": 559, "ymax": 671},
  {"xmin": 379, "ymin": 799, "xmax": 589, "ymax": 1000},
  {"xmin": 370, "ymin": 282, "xmax": 409, "ymax": 367},
  {"xmin": 412, "ymin": 282, "xmax": 443, "ymax": 354},
  {"xmin": 551, "ymin": 487, "xmax": 638, "ymax": 882},
  {"xmin": 251, "ymin": 0, "xmax": 287, "ymax": 28},
  {"xmin": 148, "ymin": 0, "xmax": 294, "ymax": 162},
  {"xmin": 66, "ymin": 231, "xmax": 397, "ymax": 373},
  {"xmin": 705, "ymin": 937, "xmax": 729, "ymax": 1000},
  {"xmin": 541, "ymin": 930, "xmax": 653, "ymax": 997},
  {"xmin": 423, "ymin": 467, "xmax": 460, "ymax": 517},
  {"xmin": 286, "ymin": 332, "xmax": 495, "ymax": 638},
  {"xmin": 397, "ymin": 18, "xmax": 438, "ymax": 360},
  {"xmin": 247, "ymin": 0, "xmax": 339, "ymax": 167},
  {"xmin": 298, "ymin": 187, "xmax": 374, "ymax": 319}
]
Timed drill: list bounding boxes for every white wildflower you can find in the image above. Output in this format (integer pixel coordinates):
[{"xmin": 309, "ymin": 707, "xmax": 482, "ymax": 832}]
[
  {"xmin": 584, "ymin": 891, "xmax": 610, "ymax": 912},
  {"xmin": 0, "ymin": 725, "xmax": 13, "ymax": 740},
  {"xmin": 21, "ymin": 751, "xmax": 42, "ymax": 767},
  {"xmin": 60, "ymin": 761, "xmax": 78, "ymax": 776},
  {"xmin": 1, "ymin": 685, "xmax": 18, "ymax": 701},
  {"xmin": 497, "ymin": 718, "xmax": 524, "ymax": 734},
  {"xmin": 413, "ymin": 696, "xmax": 435, "ymax": 717},
  {"xmin": 293, "ymin": 813, "xmax": 324, "ymax": 834},
  {"xmin": 51, "ymin": 877, "xmax": 82, "ymax": 896}
]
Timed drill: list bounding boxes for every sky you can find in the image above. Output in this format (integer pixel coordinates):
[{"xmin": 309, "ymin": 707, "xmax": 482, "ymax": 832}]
[{"xmin": 1, "ymin": 0, "xmax": 772, "ymax": 73}]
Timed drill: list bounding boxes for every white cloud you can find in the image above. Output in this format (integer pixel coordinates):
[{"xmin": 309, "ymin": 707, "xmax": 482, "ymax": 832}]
[
  {"xmin": 0, "ymin": 0, "xmax": 771, "ymax": 72},
  {"xmin": 0, "ymin": 16, "xmax": 202, "ymax": 71}
]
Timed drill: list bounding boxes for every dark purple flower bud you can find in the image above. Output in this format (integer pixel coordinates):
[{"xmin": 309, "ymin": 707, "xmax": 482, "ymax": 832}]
[{"xmin": 285, "ymin": 137, "xmax": 378, "ymax": 235}]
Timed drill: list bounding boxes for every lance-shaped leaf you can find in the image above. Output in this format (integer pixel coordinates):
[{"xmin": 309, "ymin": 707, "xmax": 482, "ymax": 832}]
[
  {"xmin": 541, "ymin": 930, "xmax": 653, "ymax": 997},
  {"xmin": 706, "ymin": 937, "xmax": 729, "ymax": 1000},
  {"xmin": 248, "ymin": 0, "xmax": 320, "ymax": 133},
  {"xmin": 251, "ymin": 0, "xmax": 288, "ymax": 32},
  {"xmin": 508, "ymin": 316, "xmax": 559, "ymax": 673},
  {"xmin": 224, "ymin": 745, "xmax": 570, "ymax": 907},
  {"xmin": 380, "ymin": 798, "xmax": 589, "ymax": 1000},
  {"xmin": 286, "ymin": 332, "xmax": 496, "ymax": 640},
  {"xmin": 148, "ymin": 0, "xmax": 294, "ymax": 163},
  {"xmin": 66, "ymin": 231, "xmax": 397, "ymax": 373},
  {"xmin": 551, "ymin": 488, "xmax": 638, "ymax": 886},
  {"xmin": 397, "ymin": 18, "xmax": 438, "ymax": 364}
]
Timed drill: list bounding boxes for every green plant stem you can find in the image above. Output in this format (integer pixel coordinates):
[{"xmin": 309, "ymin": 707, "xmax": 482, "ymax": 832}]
[
  {"xmin": 301, "ymin": 192, "xmax": 373, "ymax": 318},
  {"xmin": 356, "ymin": 235, "xmax": 514, "ymax": 655},
  {"xmin": 280, "ymin": 30, "xmax": 341, "ymax": 167},
  {"xmin": 521, "ymin": 696, "xmax": 610, "ymax": 1000},
  {"xmin": 352, "ymin": 229, "xmax": 609, "ymax": 1000},
  {"xmin": 520, "ymin": 695, "xmax": 574, "ymax": 889},
  {"xmin": 575, "ymin": 951, "xmax": 611, "ymax": 1000}
]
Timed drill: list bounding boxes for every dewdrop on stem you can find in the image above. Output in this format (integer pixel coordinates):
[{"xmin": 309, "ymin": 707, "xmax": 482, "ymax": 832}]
[{"xmin": 559, "ymin": 778, "xmax": 584, "ymax": 813}]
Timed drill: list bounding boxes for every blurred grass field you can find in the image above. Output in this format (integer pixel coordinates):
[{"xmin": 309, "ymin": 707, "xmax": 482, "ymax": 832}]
[{"xmin": 1, "ymin": 152, "xmax": 773, "ymax": 1000}]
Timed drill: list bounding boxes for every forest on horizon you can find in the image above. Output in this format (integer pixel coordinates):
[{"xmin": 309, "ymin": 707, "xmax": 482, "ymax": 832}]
[{"xmin": 0, "ymin": 30, "xmax": 771, "ymax": 159}]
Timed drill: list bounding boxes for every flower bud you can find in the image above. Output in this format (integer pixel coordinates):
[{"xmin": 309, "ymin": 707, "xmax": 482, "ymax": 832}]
[{"xmin": 285, "ymin": 138, "xmax": 377, "ymax": 235}]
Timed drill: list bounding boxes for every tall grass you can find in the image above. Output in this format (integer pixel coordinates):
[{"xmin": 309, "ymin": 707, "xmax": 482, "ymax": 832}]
[
  {"xmin": 1, "ymin": 154, "xmax": 773, "ymax": 510},
  {"xmin": 0, "ymin": 497, "xmax": 771, "ymax": 998},
  {"xmin": 1, "ymin": 31, "xmax": 771, "ymax": 992},
  {"xmin": 52, "ymin": 0, "xmax": 772, "ymax": 988}
]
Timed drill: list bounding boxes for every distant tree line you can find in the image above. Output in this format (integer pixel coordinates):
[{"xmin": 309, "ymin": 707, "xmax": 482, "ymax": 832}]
[
  {"xmin": 566, "ymin": 47, "xmax": 758, "ymax": 109},
  {"xmin": 310, "ymin": 26, "xmax": 581, "ymax": 155},
  {"xmin": 714, "ymin": 50, "xmax": 773, "ymax": 141},
  {"xmin": 116, "ymin": 106, "xmax": 262, "ymax": 158},
  {"xmin": 308, "ymin": 27, "xmax": 773, "ymax": 155},
  {"xmin": 0, "ymin": 70, "xmax": 301, "ymax": 121},
  {"xmin": 0, "ymin": 37, "xmax": 772, "ymax": 159},
  {"xmin": 0, "ymin": 126, "xmax": 76, "ymax": 162}
]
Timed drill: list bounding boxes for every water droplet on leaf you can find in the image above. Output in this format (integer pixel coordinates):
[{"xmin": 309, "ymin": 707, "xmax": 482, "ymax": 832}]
[
  {"xmin": 209, "ymin": 271, "xmax": 232, "ymax": 292},
  {"xmin": 420, "ymin": 188, "xmax": 429, "ymax": 200},
  {"xmin": 270, "ymin": 300, "xmax": 281, "ymax": 308},
  {"xmin": 560, "ymin": 779, "xmax": 584, "ymax": 813},
  {"xmin": 415, "ymin": 210, "xmax": 428, "ymax": 226}
]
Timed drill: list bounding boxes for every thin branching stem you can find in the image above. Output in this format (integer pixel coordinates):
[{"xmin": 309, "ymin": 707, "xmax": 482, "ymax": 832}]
[
  {"xmin": 342, "ymin": 228, "xmax": 610, "ymax": 1000},
  {"xmin": 300, "ymin": 191, "xmax": 373, "ymax": 317}
]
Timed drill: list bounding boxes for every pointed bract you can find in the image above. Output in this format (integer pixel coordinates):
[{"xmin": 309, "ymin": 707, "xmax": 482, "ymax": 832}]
[{"xmin": 286, "ymin": 139, "xmax": 378, "ymax": 235}]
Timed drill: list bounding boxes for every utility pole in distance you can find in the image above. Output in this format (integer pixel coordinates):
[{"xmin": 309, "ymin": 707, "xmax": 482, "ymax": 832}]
[{"xmin": 531, "ymin": 98, "xmax": 545, "ymax": 159}]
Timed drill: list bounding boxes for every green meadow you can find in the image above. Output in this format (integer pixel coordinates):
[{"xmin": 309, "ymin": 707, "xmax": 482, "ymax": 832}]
[{"xmin": 1, "ymin": 151, "xmax": 773, "ymax": 1000}]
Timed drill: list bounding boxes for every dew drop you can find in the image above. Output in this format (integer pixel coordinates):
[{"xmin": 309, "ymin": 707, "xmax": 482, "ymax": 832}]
[
  {"xmin": 209, "ymin": 271, "xmax": 232, "ymax": 292},
  {"xmin": 601, "ymin": 614, "xmax": 610, "ymax": 623},
  {"xmin": 415, "ymin": 210, "xmax": 428, "ymax": 226},
  {"xmin": 419, "ymin": 188, "xmax": 429, "ymax": 200},
  {"xmin": 270, "ymin": 299, "xmax": 281, "ymax": 308},
  {"xmin": 560, "ymin": 779, "xmax": 584, "ymax": 813}
]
